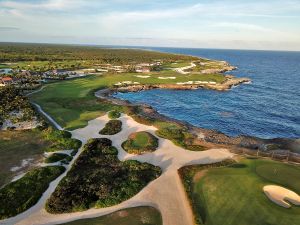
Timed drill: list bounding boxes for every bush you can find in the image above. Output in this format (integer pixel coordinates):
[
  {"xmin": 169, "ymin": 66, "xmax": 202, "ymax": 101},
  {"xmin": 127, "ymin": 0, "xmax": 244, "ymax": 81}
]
[
  {"xmin": 0, "ymin": 166, "xmax": 65, "ymax": 220},
  {"xmin": 45, "ymin": 153, "xmax": 69, "ymax": 163},
  {"xmin": 46, "ymin": 138, "xmax": 161, "ymax": 213},
  {"xmin": 122, "ymin": 132, "xmax": 159, "ymax": 154},
  {"xmin": 99, "ymin": 120, "xmax": 122, "ymax": 135},
  {"xmin": 43, "ymin": 128, "xmax": 82, "ymax": 152},
  {"xmin": 108, "ymin": 110, "xmax": 121, "ymax": 119}
]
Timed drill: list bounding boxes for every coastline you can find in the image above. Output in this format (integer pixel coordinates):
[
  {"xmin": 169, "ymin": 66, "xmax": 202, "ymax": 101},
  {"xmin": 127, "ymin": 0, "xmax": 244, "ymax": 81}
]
[{"xmin": 95, "ymin": 87, "xmax": 300, "ymax": 159}]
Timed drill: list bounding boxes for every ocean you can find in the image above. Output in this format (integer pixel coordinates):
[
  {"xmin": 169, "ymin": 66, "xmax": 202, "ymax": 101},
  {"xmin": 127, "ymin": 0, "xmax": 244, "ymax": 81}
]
[{"xmin": 114, "ymin": 47, "xmax": 300, "ymax": 139}]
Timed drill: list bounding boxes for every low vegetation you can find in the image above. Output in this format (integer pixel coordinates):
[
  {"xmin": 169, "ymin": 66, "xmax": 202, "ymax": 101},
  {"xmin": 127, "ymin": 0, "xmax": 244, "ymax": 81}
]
[
  {"xmin": 44, "ymin": 153, "xmax": 70, "ymax": 164},
  {"xmin": 61, "ymin": 206, "xmax": 162, "ymax": 225},
  {"xmin": 179, "ymin": 158, "xmax": 300, "ymax": 225},
  {"xmin": 0, "ymin": 43, "xmax": 196, "ymax": 65},
  {"xmin": 0, "ymin": 86, "xmax": 35, "ymax": 126},
  {"xmin": 0, "ymin": 166, "xmax": 65, "ymax": 220},
  {"xmin": 122, "ymin": 131, "xmax": 159, "ymax": 154},
  {"xmin": 99, "ymin": 120, "xmax": 122, "ymax": 135},
  {"xmin": 43, "ymin": 127, "xmax": 82, "ymax": 152},
  {"xmin": 108, "ymin": 110, "xmax": 121, "ymax": 119},
  {"xmin": 155, "ymin": 122, "xmax": 206, "ymax": 151},
  {"xmin": 46, "ymin": 138, "xmax": 161, "ymax": 213}
]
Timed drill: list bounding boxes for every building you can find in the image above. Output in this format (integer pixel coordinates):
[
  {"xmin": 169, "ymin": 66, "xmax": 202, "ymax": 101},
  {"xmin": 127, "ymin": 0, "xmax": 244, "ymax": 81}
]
[
  {"xmin": 0, "ymin": 77, "xmax": 13, "ymax": 86},
  {"xmin": 136, "ymin": 67, "xmax": 151, "ymax": 73}
]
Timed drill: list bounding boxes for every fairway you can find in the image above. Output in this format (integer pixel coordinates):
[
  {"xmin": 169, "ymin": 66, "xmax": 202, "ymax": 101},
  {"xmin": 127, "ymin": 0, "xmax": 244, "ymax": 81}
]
[
  {"xmin": 30, "ymin": 72, "xmax": 225, "ymax": 130},
  {"xmin": 182, "ymin": 158, "xmax": 300, "ymax": 225},
  {"xmin": 61, "ymin": 206, "xmax": 162, "ymax": 225}
]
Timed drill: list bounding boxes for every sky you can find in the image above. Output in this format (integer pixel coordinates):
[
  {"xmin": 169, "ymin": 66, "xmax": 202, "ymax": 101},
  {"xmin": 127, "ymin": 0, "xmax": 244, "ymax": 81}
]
[{"xmin": 0, "ymin": 0, "xmax": 300, "ymax": 51}]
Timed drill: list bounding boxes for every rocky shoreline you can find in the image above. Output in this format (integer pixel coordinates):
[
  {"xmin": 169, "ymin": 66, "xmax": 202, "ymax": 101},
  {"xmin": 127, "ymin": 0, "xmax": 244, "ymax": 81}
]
[
  {"xmin": 95, "ymin": 86, "xmax": 299, "ymax": 157},
  {"xmin": 113, "ymin": 77, "xmax": 251, "ymax": 92}
]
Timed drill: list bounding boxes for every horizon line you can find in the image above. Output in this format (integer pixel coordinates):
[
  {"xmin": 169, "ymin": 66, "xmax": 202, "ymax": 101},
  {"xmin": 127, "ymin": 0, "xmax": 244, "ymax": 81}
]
[{"xmin": 0, "ymin": 41, "xmax": 300, "ymax": 53}]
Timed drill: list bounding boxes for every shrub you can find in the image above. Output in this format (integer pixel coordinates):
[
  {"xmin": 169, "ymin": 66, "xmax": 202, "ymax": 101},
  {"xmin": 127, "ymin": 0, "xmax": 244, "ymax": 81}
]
[
  {"xmin": 0, "ymin": 166, "xmax": 65, "ymax": 220},
  {"xmin": 43, "ymin": 128, "xmax": 82, "ymax": 152},
  {"xmin": 46, "ymin": 138, "xmax": 161, "ymax": 213},
  {"xmin": 99, "ymin": 120, "xmax": 122, "ymax": 135},
  {"xmin": 108, "ymin": 110, "xmax": 121, "ymax": 119},
  {"xmin": 45, "ymin": 153, "xmax": 69, "ymax": 163}
]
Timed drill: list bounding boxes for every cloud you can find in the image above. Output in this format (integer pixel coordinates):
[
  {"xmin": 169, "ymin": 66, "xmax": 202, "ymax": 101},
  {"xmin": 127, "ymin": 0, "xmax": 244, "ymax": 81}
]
[{"xmin": 0, "ymin": 26, "xmax": 20, "ymax": 31}]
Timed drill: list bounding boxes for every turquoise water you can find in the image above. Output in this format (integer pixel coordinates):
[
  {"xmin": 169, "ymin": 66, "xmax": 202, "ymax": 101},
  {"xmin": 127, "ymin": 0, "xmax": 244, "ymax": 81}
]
[{"xmin": 114, "ymin": 48, "xmax": 300, "ymax": 139}]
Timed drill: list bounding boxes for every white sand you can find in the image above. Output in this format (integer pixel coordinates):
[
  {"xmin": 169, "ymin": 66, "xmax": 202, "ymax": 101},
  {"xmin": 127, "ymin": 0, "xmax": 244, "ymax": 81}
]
[
  {"xmin": 135, "ymin": 75, "xmax": 151, "ymax": 78},
  {"xmin": 158, "ymin": 77, "xmax": 176, "ymax": 80},
  {"xmin": 263, "ymin": 185, "xmax": 300, "ymax": 208},
  {"xmin": 1, "ymin": 113, "xmax": 233, "ymax": 225},
  {"xmin": 10, "ymin": 158, "xmax": 34, "ymax": 172}
]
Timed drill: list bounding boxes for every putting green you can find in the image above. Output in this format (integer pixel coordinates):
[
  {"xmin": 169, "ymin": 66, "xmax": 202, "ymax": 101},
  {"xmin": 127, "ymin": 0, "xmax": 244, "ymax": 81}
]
[{"xmin": 183, "ymin": 158, "xmax": 300, "ymax": 225}]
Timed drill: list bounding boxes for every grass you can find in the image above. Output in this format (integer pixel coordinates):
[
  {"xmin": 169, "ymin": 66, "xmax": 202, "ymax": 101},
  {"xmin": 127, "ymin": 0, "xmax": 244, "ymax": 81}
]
[
  {"xmin": 60, "ymin": 206, "xmax": 162, "ymax": 225},
  {"xmin": 30, "ymin": 72, "xmax": 226, "ymax": 130},
  {"xmin": 99, "ymin": 120, "xmax": 122, "ymax": 135},
  {"xmin": 162, "ymin": 61, "xmax": 191, "ymax": 69},
  {"xmin": 45, "ymin": 153, "xmax": 70, "ymax": 163},
  {"xmin": 122, "ymin": 131, "xmax": 159, "ymax": 154},
  {"xmin": 0, "ymin": 166, "xmax": 65, "ymax": 219},
  {"xmin": 0, "ymin": 129, "xmax": 51, "ymax": 187},
  {"xmin": 46, "ymin": 138, "xmax": 161, "ymax": 213},
  {"xmin": 180, "ymin": 158, "xmax": 300, "ymax": 225}
]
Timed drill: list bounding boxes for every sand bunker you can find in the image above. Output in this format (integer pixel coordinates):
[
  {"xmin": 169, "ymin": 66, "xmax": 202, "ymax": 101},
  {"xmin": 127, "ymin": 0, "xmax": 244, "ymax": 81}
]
[
  {"xmin": 158, "ymin": 77, "xmax": 176, "ymax": 79},
  {"xmin": 263, "ymin": 185, "xmax": 300, "ymax": 208},
  {"xmin": 135, "ymin": 75, "xmax": 150, "ymax": 78}
]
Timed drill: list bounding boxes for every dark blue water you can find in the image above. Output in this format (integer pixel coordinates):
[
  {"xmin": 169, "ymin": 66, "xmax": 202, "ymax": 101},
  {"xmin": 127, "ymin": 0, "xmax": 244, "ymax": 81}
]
[{"xmin": 114, "ymin": 48, "xmax": 300, "ymax": 139}]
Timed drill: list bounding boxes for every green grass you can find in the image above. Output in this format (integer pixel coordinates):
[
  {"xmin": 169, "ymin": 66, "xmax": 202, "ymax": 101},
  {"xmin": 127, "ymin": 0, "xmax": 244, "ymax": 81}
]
[
  {"xmin": 162, "ymin": 61, "xmax": 191, "ymax": 68},
  {"xmin": 99, "ymin": 120, "xmax": 122, "ymax": 135},
  {"xmin": 45, "ymin": 153, "xmax": 70, "ymax": 163},
  {"xmin": 180, "ymin": 158, "xmax": 300, "ymax": 225},
  {"xmin": 0, "ymin": 166, "xmax": 65, "ymax": 219},
  {"xmin": 122, "ymin": 131, "xmax": 158, "ymax": 154},
  {"xmin": 0, "ymin": 129, "xmax": 51, "ymax": 187},
  {"xmin": 0, "ymin": 64, "xmax": 8, "ymax": 69},
  {"xmin": 60, "ymin": 206, "xmax": 162, "ymax": 225},
  {"xmin": 30, "ymin": 72, "xmax": 225, "ymax": 130}
]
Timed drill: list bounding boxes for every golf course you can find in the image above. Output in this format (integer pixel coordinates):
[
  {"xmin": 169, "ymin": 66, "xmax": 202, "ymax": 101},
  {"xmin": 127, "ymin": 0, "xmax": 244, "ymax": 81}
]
[
  {"xmin": 30, "ymin": 70, "xmax": 226, "ymax": 130},
  {"xmin": 179, "ymin": 158, "xmax": 300, "ymax": 225}
]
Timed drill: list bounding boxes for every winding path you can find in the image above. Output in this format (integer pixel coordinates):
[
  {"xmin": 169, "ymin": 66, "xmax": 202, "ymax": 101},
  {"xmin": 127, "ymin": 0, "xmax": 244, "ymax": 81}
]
[{"xmin": 0, "ymin": 114, "xmax": 233, "ymax": 225}]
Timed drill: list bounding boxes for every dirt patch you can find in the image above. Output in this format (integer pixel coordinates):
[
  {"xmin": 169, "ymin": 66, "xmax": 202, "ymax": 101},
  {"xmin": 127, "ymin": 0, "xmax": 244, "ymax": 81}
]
[{"xmin": 193, "ymin": 170, "xmax": 207, "ymax": 183}]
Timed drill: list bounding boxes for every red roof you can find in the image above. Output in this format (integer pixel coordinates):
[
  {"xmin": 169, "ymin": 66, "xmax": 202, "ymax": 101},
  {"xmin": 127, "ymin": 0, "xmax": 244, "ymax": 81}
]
[{"xmin": 2, "ymin": 77, "xmax": 12, "ymax": 81}]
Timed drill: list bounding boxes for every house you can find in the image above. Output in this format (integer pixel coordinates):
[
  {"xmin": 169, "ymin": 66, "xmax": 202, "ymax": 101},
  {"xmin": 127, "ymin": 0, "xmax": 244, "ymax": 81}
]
[
  {"xmin": 52, "ymin": 69, "xmax": 69, "ymax": 76},
  {"xmin": 1, "ymin": 77, "xmax": 13, "ymax": 86},
  {"xmin": 136, "ymin": 67, "xmax": 151, "ymax": 73}
]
